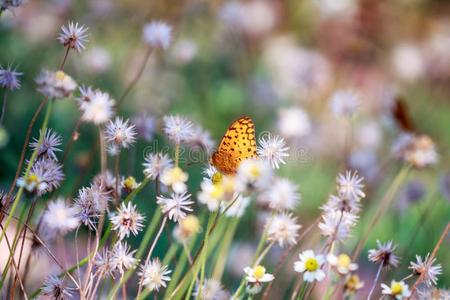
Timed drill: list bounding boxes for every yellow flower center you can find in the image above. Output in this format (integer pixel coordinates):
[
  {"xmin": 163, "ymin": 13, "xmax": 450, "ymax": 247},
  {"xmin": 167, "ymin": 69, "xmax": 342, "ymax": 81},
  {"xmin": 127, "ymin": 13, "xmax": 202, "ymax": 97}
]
[
  {"xmin": 212, "ymin": 172, "xmax": 223, "ymax": 184},
  {"xmin": 210, "ymin": 184, "xmax": 224, "ymax": 199},
  {"xmin": 249, "ymin": 165, "xmax": 261, "ymax": 178},
  {"xmin": 27, "ymin": 174, "xmax": 39, "ymax": 184},
  {"xmin": 305, "ymin": 258, "xmax": 319, "ymax": 271},
  {"xmin": 123, "ymin": 176, "xmax": 137, "ymax": 190},
  {"xmin": 55, "ymin": 70, "xmax": 67, "ymax": 81},
  {"xmin": 253, "ymin": 265, "xmax": 265, "ymax": 280},
  {"xmin": 337, "ymin": 254, "xmax": 351, "ymax": 268},
  {"xmin": 391, "ymin": 282, "xmax": 403, "ymax": 295}
]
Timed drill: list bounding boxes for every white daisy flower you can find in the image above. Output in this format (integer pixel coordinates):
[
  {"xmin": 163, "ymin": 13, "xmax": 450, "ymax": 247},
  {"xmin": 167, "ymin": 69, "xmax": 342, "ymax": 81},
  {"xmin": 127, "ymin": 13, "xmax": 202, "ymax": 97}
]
[
  {"xmin": 327, "ymin": 253, "xmax": 358, "ymax": 275},
  {"xmin": 266, "ymin": 213, "xmax": 301, "ymax": 248},
  {"xmin": 160, "ymin": 167, "xmax": 189, "ymax": 194},
  {"xmin": 138, "ymin": 259, "xmax": 171, "ymax": 292},
  {"xmin": 42, "ymin": 198, "xmax": 79, "ymax": 236},
  {"xmin": 110, "ymin": 202, "xmax": 145, "ymax": 240},
  {"xmin": 198, "ymin": 180, "xmax": 225, "ymax": 212},
  {"xmin": 57, "ymin": 21, "xmax": 89, "ymax": 52},
  {"xmin": 243, "ymin": 265, "xmax": 274, "ymax": 284},
  {"xmin": 157, "ymin": 192, "xmax": 193, "ymax": 222},
  {"xmin": 381, "ymin": 280, "xmax": 411, "ymax": 300},
  {"xmin": 294, "ymin": 250, "xmax": 326, "ymax": 282},
  {"xmin": 142, "ymin": 21, "xmax": 173, "ymax": 50},
  {"xmin": 257, "ymin": 134, "xmax": 290, "ymax": 169},
  {"xmin": 257, "ymin": 177, "xmax": 300, "ymax": 211},
  {"xmin": 236, "ymin": 158, "xmax": 272, "ymax": 192}
]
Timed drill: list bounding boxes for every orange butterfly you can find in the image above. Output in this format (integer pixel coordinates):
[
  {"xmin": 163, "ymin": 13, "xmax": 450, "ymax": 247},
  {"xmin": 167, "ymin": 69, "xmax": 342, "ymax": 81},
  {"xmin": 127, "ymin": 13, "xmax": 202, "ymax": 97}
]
[{"xmin": 211, "ymin": 116, "xmax": 257, "ymax": 174}]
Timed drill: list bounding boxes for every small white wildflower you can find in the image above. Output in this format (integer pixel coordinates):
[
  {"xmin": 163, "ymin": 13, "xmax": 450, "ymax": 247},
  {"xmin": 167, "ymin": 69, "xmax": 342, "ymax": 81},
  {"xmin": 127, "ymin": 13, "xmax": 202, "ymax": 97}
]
[
  {"xmin": 381, "ymin": 280, "xmax": 411, "ymax": 300},
  {"xmin": 294, "ymin": 250, "xmax": 326, "ymax": 282},
  {"xmin": 266, "ymin": 213, "xmax": 301, "ymax": 248},
  {"xmin": 198, "ymin": 180, "xmax": 225, "ymax": 212},
  {"xmin": 57, "ymin": 22, "xmax": 89, "ymax": 52},
  {"xmin": 329, "ymin": 89, "xmax": 360, "ymax": 117},
  {"xmin": 29, "ymin": 128, "xmax": 62, "ymax": 161},
  {"xmin": 257, "ymin": 177, "xmax": 300, "ymax": 210},
  {"xmin": 36, "ymin": 70, "xmax": 77, "ymax": 99},
  {"xmin": 173, "ymin": 214, "xmax": 201, "ymax": 241},
  {"xmin": 41, "ymin": 275, "xmax": 73, "ymax": 300},
  {"xmin": 257, "ymin": 134, "xmax": 289, "ymax": 169},
  {"xmin": 110, "ymin": 202, "xmax": 145, "ymax": 240},
  {"xmin": 318, "ymin": 210, "xmax": 358, "ymax": 242},
  {"xmin": 409, "ymin": 253, "xmax": 443, "ymax": 287},
  {"xmin": 327, "ymin": 253, "xmax": 358, "ymax": 275},
  {"xmin": 104, "ymin": 117, "xmax": 137, "ymax": 151},
  {"xmin": 321, "ymin": 194, "xmax": 361, "ymax": 214},
  {"xmin": 162, "ymin": 115, "xmax": 194, "ymax": 145},
  {"xmin": 73, "ymin": 184, "xmax": 111, "ymax": 230},
  {"xmin": 142, "ymin": 152, "xmax": 173, "ymax": 180},
  {"xmin": 78, "ymin": 87, "xmax": 115, "ymax": 125},
  {"xmin": 0, "ymin": 65, "xmax": 22, "ymax": 90},
  {"xmin": 243, "ymin": 265, "xmax": 274, "ymax": 284},
  {"xmin": 17, "ymin": 158, "xmax": 64, "ymax": 196},
  {"xmin": 160, "ymin": 167, "xmax": 188, "ymax": 194},
  {"xmin": 193, "ymin": 278, "xmax": 230, "ymax": 300},
  {"xmin": 109, "ymin": 242, "xmax": 137, "ymax": 275},
  {"xmin": 337, "ymin": 170, "xmax": 365, "ymax": 201},
  {"xmin": 236, "ymin": 158, "xmax": 272, "ymax": 192},
  {"xmin": 157, "ymin": 192, "xmax": 193, "ymax": 222},
  {"xmin": 139, "ymin": 259, "xmax": 171, "ymax": 292},
  {"xmin": 142, "ymin": 21, "xmax": 173, "ymax": 50},
  {"xmin": 368, "ymin": 240, "xmax": 400, "ymax": 268},
  {"xmin": 43, "ymin": 198, "xmax": 79, "ymax": 236}
]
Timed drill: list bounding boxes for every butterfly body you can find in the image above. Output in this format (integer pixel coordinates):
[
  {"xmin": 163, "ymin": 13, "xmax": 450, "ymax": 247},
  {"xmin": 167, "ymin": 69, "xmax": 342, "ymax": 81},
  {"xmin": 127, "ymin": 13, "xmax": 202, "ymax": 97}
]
[{"xmin": 211, "ymin": 116, "xmax": 257, "ymax": 174}]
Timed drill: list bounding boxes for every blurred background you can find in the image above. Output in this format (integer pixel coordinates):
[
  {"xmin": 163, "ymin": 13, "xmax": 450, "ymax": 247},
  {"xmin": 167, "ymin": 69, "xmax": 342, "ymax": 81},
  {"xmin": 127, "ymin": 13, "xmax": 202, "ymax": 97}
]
[{"xmin": 0, "ymin": 0, "xmax": 449, "ymax": 297}]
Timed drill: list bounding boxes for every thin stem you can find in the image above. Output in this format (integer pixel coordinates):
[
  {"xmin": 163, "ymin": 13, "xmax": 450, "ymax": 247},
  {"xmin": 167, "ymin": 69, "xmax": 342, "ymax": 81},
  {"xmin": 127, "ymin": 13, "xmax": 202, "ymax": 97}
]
[
  {"xmin": 0, "ymin": 97, "xmax": 48, "ymax": 226},
  {"xmin": 115, "ymin": 154, "xmax": 120, "ymax": 204},
  {"xmin": 59, "ymin": 47, "xmax": 71, "ymax": 70},
  {"xmin": 367, "ymin": 264, "xmax": 383, "ymax": 300},
  {"xmin": 0, "ymin": 91, "xmax": 7, "ymax": 125},
  {"xmin": 290, "ymin": 279, "xmax": 304, "ymax": 300},
  {"xmin": 352, "ymin": 166, "xmax": 410, "ymax": 260},
  {"xmin": 137, "ymin": 216, "xmax": 168, "ymax": 298},
  {"xmin": 117, "ymin": 47, "xmax": 152, "ymax": 107},
  {"xmin": 99, "ymin": 128, "xmax": 107, "ymax": 174}
]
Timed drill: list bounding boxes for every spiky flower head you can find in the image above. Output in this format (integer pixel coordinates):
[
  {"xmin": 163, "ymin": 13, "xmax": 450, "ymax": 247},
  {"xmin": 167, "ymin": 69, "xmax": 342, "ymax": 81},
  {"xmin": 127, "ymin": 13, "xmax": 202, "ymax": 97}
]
[
  {"xmin": 17, "ymin": 157, "xmax": 64, "ymax": 196},
  {"xmin": 36, "ymin": 70, "xmax": 77, "ymax": 99},
  {"xmin": 41, "ymin": 275, "xmax": 73, "ymax": 300},
  {"xmin": 139, "ymin": 259, "xmax": 172, "ymax": 292},
  {"xmin": 142, "ymin": 21, "xmax": 173, "ymax": 49},
  {"xmin": 57, "ymin": 22, "xmax": 89, "ymax": 52},
  {"xmin": 109, "ymin": 242, "xmax": 137, "ymax": 275},
  {"xmin": 77, "ymin": 86, "xmax": 115, "ymax": 125},
  {"xmin": 143, "ymin": 152, "xmax": 173, "ymax": 180},
  {"xmin": 104, "ymin": 117, "xmax": 137, "ymax": 151},
  {"xmin": 257, "ymin": 134, "xmax": 289, "ymax": 169},
  {"xmin": 162, "ymin": 115, "xmax": 194, "ymax": 145},
  {"xmin": 157, "ymin": 192, "xmax": 193, "ymax": 222},
  {"xmin": 0, "ymin": 65, "xmax": 22, "ymax": 90},
  {"xmin": 368, "ymin": 240, "xmax": 400, "ymax": 268},
  {"xmin": 409, "ymin": 253, "xmax": 443, "ymax": 287},
  {"xmin": 29, "ymin": 128, "xmax": 62, "ymax": 161},
  {"xmin": 43, "ymin": 198, "xmax": 79, "ymax": 236},
  {"xmin": 110, "ymin": 202, "xmax": 145, "ymax": 240},
  {"xmin": 266, "ymin": 213, "xmax": 301, "ymax": 248}
]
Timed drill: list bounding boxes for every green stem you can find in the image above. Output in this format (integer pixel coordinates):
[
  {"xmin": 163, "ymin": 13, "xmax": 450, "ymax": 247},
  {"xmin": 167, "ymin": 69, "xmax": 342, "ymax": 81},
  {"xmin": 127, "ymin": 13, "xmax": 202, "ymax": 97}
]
[
  {"xmin": 193, "ymin": 211, "xmax": 217, "ymax": 300},
  {"xmin": 297, "ymin": 282, "xmax": 308, "ymax": 300},
  {"xmin": 212, "ymin": 217, "xmax": 239, "ymax": 280}
]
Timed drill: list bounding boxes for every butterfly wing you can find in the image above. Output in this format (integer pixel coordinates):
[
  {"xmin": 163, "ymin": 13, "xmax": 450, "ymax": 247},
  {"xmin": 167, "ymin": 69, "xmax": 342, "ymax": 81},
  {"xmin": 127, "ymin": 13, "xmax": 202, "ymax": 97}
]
[{"xmin": 211, "ymin": 116, "xmax": 257, "ymax": 174}]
